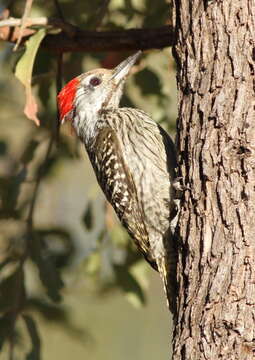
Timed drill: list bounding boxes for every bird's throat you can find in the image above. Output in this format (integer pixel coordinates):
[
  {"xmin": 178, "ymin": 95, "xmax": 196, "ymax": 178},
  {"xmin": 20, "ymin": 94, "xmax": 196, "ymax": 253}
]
[{"xmin": 73, "ymin": 109, "xmax": 100, "ymax": 145}]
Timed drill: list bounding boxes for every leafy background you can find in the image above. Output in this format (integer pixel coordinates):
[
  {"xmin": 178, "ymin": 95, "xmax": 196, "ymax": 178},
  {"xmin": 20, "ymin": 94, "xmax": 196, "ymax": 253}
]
[{"xmin": 0, "ymin": 0, "xmax": 177, "ymax": 358}]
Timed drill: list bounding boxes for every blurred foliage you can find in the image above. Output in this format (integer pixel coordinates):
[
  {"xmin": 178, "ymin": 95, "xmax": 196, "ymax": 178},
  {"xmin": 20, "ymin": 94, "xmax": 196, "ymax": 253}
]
[{"xmin": 0, "ymin": 0, "xmax": 177, "ymax": 359}]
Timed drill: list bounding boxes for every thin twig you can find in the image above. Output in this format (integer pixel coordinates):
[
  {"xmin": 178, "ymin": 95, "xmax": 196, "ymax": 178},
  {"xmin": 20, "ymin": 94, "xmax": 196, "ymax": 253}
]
[
  {"xmin": 10, "ymin": 40, "xmax": 61, "ymax": 360},
  {"xmin": 27, "ymin": 136, "xmax": 55, "ymax": 229},
  {"xmin": 53, "ymin": 0, "xmax": 65, "ymax": 142},
  {"xmin": 8, "ymin": 265, "xmax": 25, "ymax": 360},
  {"xmin": 13, "ymin": 0, "xmax": 34, "ymax": 51},
  {"xmin": 0, "ymin": 17, "xmax": 48, "ymax": 27},
  {"xmin": 0, "ymin": 16, "xmax": 76, "ymax": 36},
  {"xmin": 55, "ymin": 53, "xmax": 63, "ymax": 140},
  {"xmin": 56, "ymin": 53, "xmax": 63, "ymax": 93},
  {"xmin": 95, "ymin": 0, "xmax": 111, "ymax": 30},
  {"xmin": 27, "ymin": 51, "xmax": 63, "ymax": 225},
  {"xmin": 26, "ymin": 0, "xmax": 64, "ymax": 234},
  {"xmin": 53, "ymin": 0, "xmax": 65, "ymax": 21}
]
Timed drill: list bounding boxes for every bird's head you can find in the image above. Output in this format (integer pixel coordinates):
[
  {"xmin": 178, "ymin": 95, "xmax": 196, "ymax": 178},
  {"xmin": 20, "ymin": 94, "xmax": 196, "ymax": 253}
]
[{"xmin": 57, "ymin": 51, "xmax": 141, "ymax": 128}]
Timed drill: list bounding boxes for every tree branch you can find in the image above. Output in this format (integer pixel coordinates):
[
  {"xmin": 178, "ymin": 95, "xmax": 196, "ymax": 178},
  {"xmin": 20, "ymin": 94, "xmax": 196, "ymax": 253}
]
[
  {"xmin": 44, "ymin": 25, "xmax": 175, "ymax": 53},
  {"xmin": 0, "ymin": 16, "xmax": 175, "ymax": 52}
]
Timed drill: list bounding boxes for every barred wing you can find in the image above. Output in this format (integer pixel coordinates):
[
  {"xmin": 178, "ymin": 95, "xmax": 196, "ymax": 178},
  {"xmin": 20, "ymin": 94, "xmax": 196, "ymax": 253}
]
[{"xmin": 88, "ymin": 127, "xmax": 156, "ymax": 268}]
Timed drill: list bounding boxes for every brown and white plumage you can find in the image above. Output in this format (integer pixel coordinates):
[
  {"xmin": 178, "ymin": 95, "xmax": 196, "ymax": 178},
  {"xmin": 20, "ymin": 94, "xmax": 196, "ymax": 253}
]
[{"xmin": 58, "ymin": 52, "xmax": 177, "ymax": 311}]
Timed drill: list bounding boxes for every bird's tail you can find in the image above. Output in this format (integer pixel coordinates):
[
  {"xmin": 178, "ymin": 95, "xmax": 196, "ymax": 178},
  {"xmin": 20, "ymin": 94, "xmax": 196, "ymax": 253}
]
[{"xmin": 156, "ymin": 249, "xmax": 177, "ymax": 314}]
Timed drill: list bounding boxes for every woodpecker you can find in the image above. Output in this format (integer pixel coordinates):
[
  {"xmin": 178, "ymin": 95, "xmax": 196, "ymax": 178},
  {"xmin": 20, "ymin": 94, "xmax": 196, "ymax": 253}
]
[{"xmin": 58, "ymin": 51, "xmax": 177, "ymax": 310}]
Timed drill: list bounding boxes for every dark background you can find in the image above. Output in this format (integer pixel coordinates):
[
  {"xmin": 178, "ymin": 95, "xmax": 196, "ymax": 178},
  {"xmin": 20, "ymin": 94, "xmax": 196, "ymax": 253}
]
[{"xmin": 0, "ymin": 0, "xmax": 177, "ymax": 358}]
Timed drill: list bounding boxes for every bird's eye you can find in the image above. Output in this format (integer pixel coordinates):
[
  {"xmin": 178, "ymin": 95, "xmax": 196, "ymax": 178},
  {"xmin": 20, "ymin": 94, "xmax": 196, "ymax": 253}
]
[{"xmin": 89, "ymin": 77, "xmax": 101, "ymax": 86}]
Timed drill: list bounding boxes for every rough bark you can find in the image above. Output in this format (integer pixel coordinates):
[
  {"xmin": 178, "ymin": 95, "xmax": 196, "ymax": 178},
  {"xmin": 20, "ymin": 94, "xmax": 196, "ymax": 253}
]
[{"xmin": 171, "ymin": 0, "xmax": 255, "ymax": 359}]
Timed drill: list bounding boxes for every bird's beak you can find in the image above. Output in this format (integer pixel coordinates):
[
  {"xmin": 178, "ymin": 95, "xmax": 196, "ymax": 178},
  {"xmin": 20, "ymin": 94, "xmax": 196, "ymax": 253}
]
[{"xmin": 111, "ymin": 51, "xmax": 142, "ymax": 83}]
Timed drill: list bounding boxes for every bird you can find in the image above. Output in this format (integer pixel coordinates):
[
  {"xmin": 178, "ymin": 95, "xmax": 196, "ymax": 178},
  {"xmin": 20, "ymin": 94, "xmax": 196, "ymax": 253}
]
[{"xmin": 57, "ymin": 51, "xmax": 178, "ymax": 311}]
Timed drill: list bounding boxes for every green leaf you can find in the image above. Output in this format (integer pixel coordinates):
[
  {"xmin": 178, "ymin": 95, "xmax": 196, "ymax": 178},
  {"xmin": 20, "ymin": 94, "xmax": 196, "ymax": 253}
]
[
  {"xmin": 142, "ymin": 0, "xmax": 169, "ymax": 27},
  {"xmin": 35, "ymin": 227, "xmax": 74, "ymax": 268},
  {"xmin": 134, "ymin": 68, "xmax": 161, "ymax": 96},
  {"xmin": 35, "ymin": 227, "xmax": 72, "ymax": 244},
  {"xmin": 0, "ymin": 314, "xmax": 15, "ymax": 351},
  {"xmin": 57, "ymin": 136, "xmax": 75, "ymax": 159},
  {"xmin": 0, "ymin": 267, "xmax": 24, "ymax": 314},
  {"xmin": 0, "ymin": 258, "xmax": 20, "ymax": 284},
  {"xmin": 36, "ymin": 156, "xmax": 57, "ymax": 179},
  {"xmin": 23, "ymin": 315, "xmax": 41, "ymax": 360},
  {"xmin": 27, "ymin": 298, "xmax": 87, "ymax": 341},
  {"xmin": 82, "ymin": 202, "xmax": 94, "ymax": 230},
  {"xmin": 0, "ymin": 140, "xmax": 7, "ymax": 156},
  {"xmin": 84, "ymin": 252, "xmax": 101, "ymax": 275},
  {"xmin": 21, "ymin": 140, "xmax": 39, "ymax": 165},
  {"xmin": 28, "ymin": 232, "xmax": 63, "ymax": 302},
  {"xmin": 15, "ymin": 29, "xmax": 46, "ymax": 125},
  {"xmin": 27, "ymin": 298, "xmax": 68, "ymax": 322},
  {"xmin": 15, "ymin": 29, "xmax": 46, "ymax": 88},
  {"xmin": 96, "ymin": 229, "xmax": 106, "ymax": 244},
  {"xmin": 113, "ymin": 264, "xmax": 146, "ymax": 307},
  {"xmin": 0, "ymin": 168, "xmax": 27, "ymax": 217},
  {"xmin": 109, "ymin": 224, "xmax": 129, "ymax": 247}
]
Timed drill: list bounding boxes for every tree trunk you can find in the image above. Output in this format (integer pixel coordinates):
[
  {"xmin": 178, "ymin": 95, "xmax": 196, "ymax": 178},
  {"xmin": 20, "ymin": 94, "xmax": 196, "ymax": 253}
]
[{"xmin": 171, "ymin": 0, "xmax": 255, "ymax": 359}]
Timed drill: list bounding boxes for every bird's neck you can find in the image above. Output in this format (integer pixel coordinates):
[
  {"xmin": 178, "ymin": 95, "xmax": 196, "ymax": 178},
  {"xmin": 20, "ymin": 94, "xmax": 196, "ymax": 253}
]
[
  {"xmin": 72, "ymin": 84, "xmax": 125, "ymax": 144},
  {"xmin": 73, "ymin": 102, "xmax": 115, "ymax": 146},
  {"xmin": 73, "ymin": 110, "xmax": 99, "ymax": 145}
]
